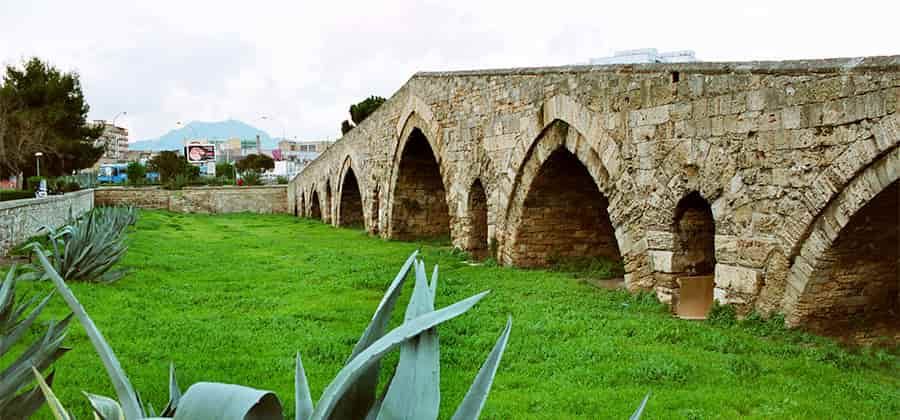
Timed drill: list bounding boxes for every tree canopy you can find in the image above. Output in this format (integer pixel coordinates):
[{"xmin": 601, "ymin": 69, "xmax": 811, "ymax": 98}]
[
  {"xmin": 349, "ymin": 96, "xmax": 386, "ymax": 125},
  {"xmin": 0, "ymin": 57, "xmax": 103, "ymax": 182},
  {"xmin": 236, "ymin": 153, "xmax": 274, "ymax": 173},
  {"xmin": 147, "ymin": 151, "xmax": 195, "ymax": 182}
]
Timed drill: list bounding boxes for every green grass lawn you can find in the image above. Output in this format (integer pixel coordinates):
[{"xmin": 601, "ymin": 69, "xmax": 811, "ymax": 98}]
[{"xmin": 5, "ymin": 210, "xmax": 899, "ymax": 419}]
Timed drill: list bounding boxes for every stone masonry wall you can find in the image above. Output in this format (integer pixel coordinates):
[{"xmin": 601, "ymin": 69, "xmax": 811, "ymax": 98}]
[
  {"xmin": 291, "ymin": 55, "xmax": 900, "ymax": 328},
  {"xmin": 95, "ymin": 186, "xmax": 288, "ymax": 214},
  {"xmin": 0, "ymin": 189, "xmax": 94, "ymax": 255}
]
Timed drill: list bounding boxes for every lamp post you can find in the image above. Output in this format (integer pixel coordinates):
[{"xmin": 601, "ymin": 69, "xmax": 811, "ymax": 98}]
[{"xmin": 34, "ymin": 152, "xmax": 43, "ymax": 178}]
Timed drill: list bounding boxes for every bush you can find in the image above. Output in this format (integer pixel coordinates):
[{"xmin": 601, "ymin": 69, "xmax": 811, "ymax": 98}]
[
  {"xmin": 27, "ymin": 175, "xmax": 44, "ymax": 190},
  {"xmin": 241, "ymin": 171, "xmax": 262, "ymax": 186},
  {"xmin": 276, "ymin": 175, "xmax": 289, "ymax": 184},
  {"xmin": 216, "ymin": 162, "xmax": 235, "ymax": 179},
  {"xmin": 0, "ymin": 266, "xmax": 70, "ymax": 418},
  {"xmin": 125, "ymin": 162, "xmax": 146, "ymax": 185},
  {"xmin": 23, "ymin": 206, "xmax": 138, "ymax": 283},
  {"xmin": 0, "ymin": 189, "xmax": 35, "ymax": 201}
]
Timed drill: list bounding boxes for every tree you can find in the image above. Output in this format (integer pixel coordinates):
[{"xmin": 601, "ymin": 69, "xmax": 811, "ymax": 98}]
[
  {"xmin": 125, "ymin": 162, "xmax": 146, "ymax": 185},
  {"xmin": 147, "ymin": 151, "xmax": 194, "ymax": 182},
  {"xmin": 341, "ymin": 120, "xmax": 354, "ymax": 135},
  {"xmin": 235, "ymin": 154, "xmax": 274, "ymax": 174},
  {"xmin": 349, "ymin": 96, "xmax": 386, "ymax": 125},
  {"xmin": 0, "ymin": 58, "xmax": 103, "ymax": 186},
  {"xmin": 216, "ymin": 162, "xmax": 235, "ymax": 179}
]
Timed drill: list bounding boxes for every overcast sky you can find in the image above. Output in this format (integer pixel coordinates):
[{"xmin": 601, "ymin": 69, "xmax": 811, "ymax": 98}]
[{"xmin": 1, "ymin": 0, "xmax": 897, "ymax": 142}]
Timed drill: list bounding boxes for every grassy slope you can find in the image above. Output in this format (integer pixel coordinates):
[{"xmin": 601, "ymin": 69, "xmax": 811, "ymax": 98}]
[{"xmin": 6, "ymin": 210, "xmax": 899, "ymax": 419}]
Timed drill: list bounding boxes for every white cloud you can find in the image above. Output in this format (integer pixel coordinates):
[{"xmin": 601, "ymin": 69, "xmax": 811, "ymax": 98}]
[{"xmin": 1, "ymin": 0, "xmax": 897, "ymax": 141}]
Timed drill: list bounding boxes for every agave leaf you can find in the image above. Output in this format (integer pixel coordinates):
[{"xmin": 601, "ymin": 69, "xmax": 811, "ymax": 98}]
[
  {"xmin": 377, "ymin": 259, "xmax": 441, "ymax": 420},
  {"xmin": 0, "ymin": 291, "xmax": 54, "ymax": 356},
  {"xmin": 84, "ymin": 392, "xmax": 126, "ymax": 420},
  {"xmin": 331, "ymin": 250, "xmax": 418, "ymax": 418},
  {"xmin": 629, "ymin": 392, "xmax": 651, "ymax": 420},
  {"xmin": 34, "ymin": 248, "xmax": 144, "ymax": 419},
  {"xmin": 312, "ymin": 290, "xmax": 490, "ymax": 420},
  {"xmin": 295, "ymin": 353, "xmax": 314, "ymax": 420},
  {"xmin": 430, "ymin": 264, "xmax": 438, "ymax": 298},
  {"xmin": 451, "ymin": 317, "xmax": 513, "ymax": 420},
  {"xmin": 0, "ymin": 370, "xmax": 55, "ymax": 419},
  {"xmin": 172, "ymin": 382, "xmax": 283, "ymax": 420},
  {"xmin": 0, "ymin": 316, "xmax": 71, "ymax": 403},
  {"xmin": 159, "ymin": 362, "xmax": 182, "ymax": 416},
  {"xmin": 32, "ymin": 367, "xmax": 71, "ymax": 420}
]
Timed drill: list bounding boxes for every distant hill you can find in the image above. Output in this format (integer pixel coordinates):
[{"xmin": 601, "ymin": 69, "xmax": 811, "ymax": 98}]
[{"xmin": 130, "ymin": 120, "xmax": 278, "ymax": 151}]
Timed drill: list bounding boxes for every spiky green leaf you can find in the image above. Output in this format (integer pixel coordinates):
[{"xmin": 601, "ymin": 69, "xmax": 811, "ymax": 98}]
[
  {"xmin": 313, "ymin": 290, "xmax": 490, "ymax": 420},
  {"xmin": 172, "ymin": 382, "xmax": 283, "ymax": 420},
  {"xmin": 451, "ymin": 317, "xmax": 512, "ymax": 420}
]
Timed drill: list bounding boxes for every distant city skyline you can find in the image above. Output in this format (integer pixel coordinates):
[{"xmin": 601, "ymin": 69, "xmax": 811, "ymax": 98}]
[{"xmin": 2, "ymin": 0, "xmax": 898, "ymax": 142}]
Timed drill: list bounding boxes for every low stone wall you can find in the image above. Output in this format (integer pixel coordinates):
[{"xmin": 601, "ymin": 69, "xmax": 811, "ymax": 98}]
[
  {"xmin": 94, "ymin": 186, "xmax": 288, "ymax": 214},
  {"xmin": 0, "ymin": 189, "xmax": 95, "ymax": 255}
]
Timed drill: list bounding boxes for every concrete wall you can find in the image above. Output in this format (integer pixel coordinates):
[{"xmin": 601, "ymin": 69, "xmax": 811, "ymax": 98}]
[
  {"xmin": 290, "ymin": 55, "xmax": 900, "ymax": 330},
  {"xmin": 95, "ymin": 186, "xmax": 288, "ymax": 214},
  {"xmin": 0, "ymin": 190, "xmax": 95, "ymax": 255}
]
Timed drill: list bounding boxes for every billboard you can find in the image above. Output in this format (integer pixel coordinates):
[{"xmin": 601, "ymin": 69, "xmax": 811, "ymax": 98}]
[{"xmin": 186, "ymin": 144, "xmax": 216, "ymax": 163}]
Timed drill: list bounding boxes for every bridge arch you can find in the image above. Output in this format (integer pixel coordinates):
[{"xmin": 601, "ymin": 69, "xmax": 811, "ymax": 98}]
[
  {"xmin": 782, "ymin": 146, "xmax": 899, "ymax": 338},
  {"xmin": 309, "ymin": 187, "xmax": 322, "ymax": 220},
  {"xmin": 386, "ymin": 112, "xmax": 451, "ymax": 240},
  {"xmin": 500, "ymin": 119, "xmax": 623, "ymax": 270},
  {"xmin": 337, "ymin": 157, "xmax": 365, "ymax": 229}
]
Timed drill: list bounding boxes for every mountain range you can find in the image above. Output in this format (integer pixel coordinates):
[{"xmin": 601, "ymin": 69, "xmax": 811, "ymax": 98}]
[{"xmin": 130, "ymin": 120, "xmax": 278, "ymax": 151}]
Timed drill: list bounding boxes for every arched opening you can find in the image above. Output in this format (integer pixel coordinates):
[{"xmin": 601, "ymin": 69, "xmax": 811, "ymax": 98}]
[
  {"xmin": 466, "ymin": 179, "xmax": 489, "ymax": 259},
  {"xmin": 672, "ymin": 192, "xmax": 716, "ymax": 274},
  {"xmin": 510, "ymin": 148, "xmax": 622, "ymax": 269},
  {"xmin": 310, "ymin": 190, "xmax": 322, "ymax": 220},
  {"xmin": 389, "ymin": 128, "xmax": 450, "ymax": 240},
  {"xmin": 671, "ymin": 192, "xmax": 716, "ymax": 319},
  {"xmin": 325, "ymin": 181, "xmax": 333, "ymax": 224},
  {"xmin": 339, "ymin": 167, "xmax": 364, "ymax": 229},
  {"xmin": 370, "ymin": 185, "xmax": 380, "ymax": 235},
  {"xmin": 799, "ymin": 180, "xmax": 898, "ymax": 340},
  {"xmin": 297, "ymin": 192, "xmax": 304, "ymax": 217}
]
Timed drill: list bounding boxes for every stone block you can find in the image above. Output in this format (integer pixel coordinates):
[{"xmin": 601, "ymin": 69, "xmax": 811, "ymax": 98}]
[{"xmin": 715, "ymin": 263, "xmax": 762, "ymax": 295}]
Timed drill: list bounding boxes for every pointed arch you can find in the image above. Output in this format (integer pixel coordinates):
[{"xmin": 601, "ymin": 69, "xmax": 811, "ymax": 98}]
[
  {"xmin": 324, "ymin": 179, "xmax": 333, "ymax": 224},
  {"xmin": 466, "ymin": 179, "xmax": 489, "ymax": 259},
  {"xmin": 388, "ymin": 125, "xmax": 450, "ymax": 240},
  {"xmin": 500, "ymin": 120, "xmax": 622, "ymax": 269},
  {"xmin": 337, "ymin": 158, "xmax": 364, "ymax": 229},
  {"xmin": 783, "ymin": 147, "xmax": 900, "ymax": 337},
  {"xmin": 310, "ymin": 188, "xmax": 322, "ymax": 220}
]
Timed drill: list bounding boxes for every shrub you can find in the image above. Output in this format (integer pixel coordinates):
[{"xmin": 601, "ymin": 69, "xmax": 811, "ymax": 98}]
[
  {"xmin": 0, "ymin": 265, "xmax": 71, "ymax": 418},
  {"xmin": 126, "ymin": 162, "xmax": 147, "ymax": 185},
  {"xmin": 26, "ymin": 175, "xmax": 44, "ymax": 191},
  {"xmin": 0, "ymin": 189, "xmax": 35, "ymax": 201},
  {"xmin": 216, "ymin": 162, "xmax": 236, "ymax": 179},
  {"xmin": 24, "ymin": 206, "xmax": 137, "ymax": 283},
  {"xmin": 276, "ymin": 175, "xmax": 289, "ymax": 185},
  {"xmin": 241, "ymin": 171, "xmax": 262, "ymax": 186}
]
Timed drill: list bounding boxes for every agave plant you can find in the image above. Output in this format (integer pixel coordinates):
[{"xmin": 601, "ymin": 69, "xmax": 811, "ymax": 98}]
[
  {"xmin": 0, "ymin": 265, "xmax": 71, "ymax": 419},
  {"xmin": 25, "ymin": 206, "xmax": 138, "ymax": 283},
  {"xmin": 31, "ymin": 248, "xmax": 516, "ymax": 419}
]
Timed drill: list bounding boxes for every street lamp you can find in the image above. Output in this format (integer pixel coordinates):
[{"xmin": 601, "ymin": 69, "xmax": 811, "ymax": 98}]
[
  {"xmin": 34, "ymin": 152, "xmax": 43, "ymax": 177},
  {"xmin": 112, "ymin": 111, "xmax": 127, "ymax": 126}
]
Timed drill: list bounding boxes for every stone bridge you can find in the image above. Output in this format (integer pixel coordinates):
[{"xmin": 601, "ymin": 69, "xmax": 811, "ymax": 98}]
[{"xmin": 289, "ymin": 56, "xmax": 899, "ymax": 335}]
